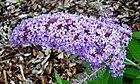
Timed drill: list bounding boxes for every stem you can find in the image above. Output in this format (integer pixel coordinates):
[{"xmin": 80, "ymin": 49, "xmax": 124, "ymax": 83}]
[
  {"xmin": 125, "ymin": 58, "xmax": 140, "ymax": 70},
  {"xmin": 125, "ymin": 58, "xmax": 137, "ymax": 66},
  {"xmin": 124, "ymin": 61, "xmax": 132, "ymax": 65},
  {"xmin": 83, "ymin": 68, "xmax": 101, "ymax": 83}
]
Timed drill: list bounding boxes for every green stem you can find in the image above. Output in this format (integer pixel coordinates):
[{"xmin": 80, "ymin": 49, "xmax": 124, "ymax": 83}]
[
  {"xmin": 83, "ymin": 68, "xmax": 101, "ymax": 83},
  {"xmin": 125, "ymin": 58, "xmax": 137, "ymax": 66},
  {"xmin": 125, "ymin": 58, "xmax": 140, "ymax": 70},
  {"xmin": 124, "ymin": 61, "xmax": 133, "ymax": 66}
]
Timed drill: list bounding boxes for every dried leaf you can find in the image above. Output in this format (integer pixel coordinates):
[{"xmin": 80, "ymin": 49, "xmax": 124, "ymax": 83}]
[
  {"xmin": 6, "ymin": 0, "xmax": 21, "ymax": 3},
  {"xmin": 18, "ymin": 14, "xmax": 28, "ymax": 18},
  {"xmin": 41, "ymin": 76, "xmax": 48, "ymax": 84},
  {"xmin": 17, "ymin": 74, "xmax": 24, "ymax": 81},
  {"xmin": 58, "ymin": 52, "xmax": 64, "ymax": 59},
  {"xmin": 49, "ymin": 62, "xmax": 52, "ymax": 74},
  {"xmin": 72, "ymin": 67, "xmax": 77, "ymax": 75},
  {"xmin": 24, "ymin": 53, "xmax": 31, "ymax": 57},
  {"xmin": 69, "ymin": 63, "xmax": 76, "ymax": 67},
  {"xmin": 32, "ymin": 49, "xmax": 37, "ymax": 56}
]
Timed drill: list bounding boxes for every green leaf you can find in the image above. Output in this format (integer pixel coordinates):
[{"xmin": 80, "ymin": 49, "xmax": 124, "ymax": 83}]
[
  {"xmin": 97, "ymin": 70, "xmax": 106, "ymax": 78},
  {"xmin": 102, "ymin": 70, "xmax": 110, "ymax": 84},
  {"xmin": 87, "ymin": 70, "xmax": 110, "ymax": 84},
  {"xmin": 88, "ymin": 77, "xmax": 103, "ymax": 84},
  {"xmin": 87, "ymin": 70, "xmax": 123, "ymax": 84},
  {"xmin": 82, "ymin": 61, "xmax": 88, "ymax": 67},
  {"xmin": 136, "ymin": 75, "xmax": 140, "ymax": 79},
  {"xmin": 126, "ymin": 52, "xmax": 133, "ymax": 60},
  {"xmin": 62, "ymin": 80, "xmax": 71, "ymax": 84},
  {"xmin": 107, "ymin": 76, "xmax": 123, "ymax": 84},
  {"xmin": 82, "ymin": 61, "xmax": 91, "ymax": 75},
  {"xmin": 69, "ymin": 54, "xmax": 78, "ymax": 60},
  {"xmin": 132, "ymin": 79, "xmax": 140, "ymax": 84},
  {"xmin": 85, "ymin": 68, "xmax": 91, "ymax": 75},
  {"xmin": 55, "ymin": 72, "xmax": 62, "ymax": 84},
  {"xmin": 132, "ymin": 31, "xmax": 140, "ymax": 39},
  {"xmin": 128, "ymin": 39, "xmax": 140, "ymax": 62},
  {"xmin": 124, "ymin": 67, "xmax": 140, "ymax": 79},
  {"xmin": 100, "ymin": 0, "xmax": 105, "ymax": 2},
  {"xmin": 87, "ymin": 80, "xmax": 95, "ymax": 84},
  {"xmin": 74, "ymin": 74, "xmax": 78, "ymax": 79}
]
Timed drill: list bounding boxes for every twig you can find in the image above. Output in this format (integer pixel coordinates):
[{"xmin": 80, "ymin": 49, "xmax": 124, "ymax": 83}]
[
  {"xmin": 0, "ymin": 59, "xmax": 10, "ymax": 63},
  {"xmin": 18, "ymin": 65, "xmax": 26, "ymax": 80},
  {"xmin": 41, "ymin": 54, "xmax": 50, "ymax": 66},
  {"xmin": 3, "ymin": 70, "xmax": 8, "ymax": 84},
  {"xmin": 40, "ymin": 62, "xmax": 49, "ymax": 76},
  {"xmin": 39, "ymin": 54, "xmax": 50, "ymax": 75}
]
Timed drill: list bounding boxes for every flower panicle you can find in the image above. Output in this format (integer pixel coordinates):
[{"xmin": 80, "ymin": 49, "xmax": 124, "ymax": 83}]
[{"xmin": 9, "ymin": 12, "xmax": 132, "ymax": 77}]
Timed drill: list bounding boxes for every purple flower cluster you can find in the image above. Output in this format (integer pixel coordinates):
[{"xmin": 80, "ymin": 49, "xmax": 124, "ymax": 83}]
[{"xmin": 9, "ymin": 12, "xmax": 132, "ymax": 77}]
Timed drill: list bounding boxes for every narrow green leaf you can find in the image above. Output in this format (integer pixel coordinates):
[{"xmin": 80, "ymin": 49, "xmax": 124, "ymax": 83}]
[
  {"xmin": 55, "ymin": 72, "xmax": 62, "ymax": 84},
  {"xmin": 132, "ymin": 79, "xmax": 140, "ymax": 84},
  {"xmin": 100, "ymin": 0, "xmax": 105, "ymax": 2},
  {"xmin": 69, "ymin": 54, "xmax": 78, "ymax": 60},
  {"xmin": 128, "ymin": 39, "xmax": 140, "ymax": 62},
  {"xmin": 132, "ymin": 31, "xmax": 140, "ymax": 39},
  {"xmin": 62, "ymin": 80, "xmax": 71, "ymax": 84},
  {"xmin": 124, "ymin": 67, "xmax": 140, "ymax": 79}
]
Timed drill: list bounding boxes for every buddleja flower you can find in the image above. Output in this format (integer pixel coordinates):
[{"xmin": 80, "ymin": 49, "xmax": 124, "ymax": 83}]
[{"xmin": 9, "ymin": 12, "xmax": 132, "ymax": 77}]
